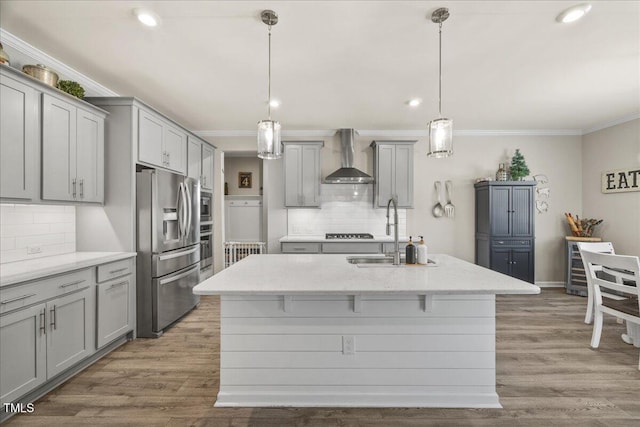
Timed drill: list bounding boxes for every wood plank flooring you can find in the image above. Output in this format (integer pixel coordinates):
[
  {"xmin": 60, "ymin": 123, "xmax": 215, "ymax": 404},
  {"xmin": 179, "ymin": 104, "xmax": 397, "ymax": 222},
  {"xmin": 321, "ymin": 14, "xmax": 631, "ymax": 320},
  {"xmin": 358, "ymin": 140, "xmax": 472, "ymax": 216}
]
[{"xmin": 5, "ymin": 288, "xmax": 640, "ymax": 426}]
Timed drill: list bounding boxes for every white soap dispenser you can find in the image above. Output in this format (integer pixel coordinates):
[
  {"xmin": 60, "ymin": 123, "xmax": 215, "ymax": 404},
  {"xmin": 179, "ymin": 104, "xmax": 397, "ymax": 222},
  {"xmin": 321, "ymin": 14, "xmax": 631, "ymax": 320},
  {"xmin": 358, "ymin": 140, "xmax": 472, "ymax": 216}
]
[{"xmin": 417, "ymin": 236, "xmax": 428, "ymax": 265}]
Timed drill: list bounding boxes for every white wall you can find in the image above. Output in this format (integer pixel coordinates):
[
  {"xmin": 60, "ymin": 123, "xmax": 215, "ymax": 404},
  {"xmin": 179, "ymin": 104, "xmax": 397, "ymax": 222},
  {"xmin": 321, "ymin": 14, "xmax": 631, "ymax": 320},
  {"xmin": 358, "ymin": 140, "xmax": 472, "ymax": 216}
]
[
  {"xmin": 224, "ymin": 157, "xmax": 262, "ymax": 196},
  {"xmin": 582, "ymin": 119, "xmax": 640, "ymax": 257},
  {"xmin": 0, "ymin": 204, "xmax": 75, "ymax": 263},
  {"xmin": 216, "ymin": 133, "xmax": 582, "ymax": 282}
]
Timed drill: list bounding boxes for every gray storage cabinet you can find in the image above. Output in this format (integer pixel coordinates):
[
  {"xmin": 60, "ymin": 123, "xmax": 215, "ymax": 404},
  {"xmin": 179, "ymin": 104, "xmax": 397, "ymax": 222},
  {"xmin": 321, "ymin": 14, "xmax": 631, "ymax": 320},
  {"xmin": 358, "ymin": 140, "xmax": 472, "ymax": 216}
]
[
  {"xmin": 370, "ymin": 140, "xmax": 416, "ymax": 208},
  {"xmin": 283, "ymin": 141, "xmax": 323, "ymax": 207},
  {"xmin": 475, "ymin": 181, "xmax": 536, "ymax": 283}
]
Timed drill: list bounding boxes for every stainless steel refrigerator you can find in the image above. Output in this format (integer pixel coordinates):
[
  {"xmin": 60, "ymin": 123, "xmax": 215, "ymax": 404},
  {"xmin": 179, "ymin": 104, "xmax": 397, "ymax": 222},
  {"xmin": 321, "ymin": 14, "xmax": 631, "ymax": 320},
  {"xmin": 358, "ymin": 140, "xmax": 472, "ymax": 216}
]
[{"xmin": 136, "ymin": 169, "xmax": 200, "ymax": 338}]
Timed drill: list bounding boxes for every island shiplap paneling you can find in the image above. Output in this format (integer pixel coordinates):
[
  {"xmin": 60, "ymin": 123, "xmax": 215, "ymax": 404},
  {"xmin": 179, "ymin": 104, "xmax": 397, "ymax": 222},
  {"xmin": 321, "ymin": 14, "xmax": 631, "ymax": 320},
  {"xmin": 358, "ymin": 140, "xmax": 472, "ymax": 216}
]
[
  {"xmin": 221, "ymin": 351, "xmax": 495, "ymax": 369},
  {"xmin": 217, "ymin": 294, "xmax": 499, "ymax": 407},
  {"xmin": 221, "ymin": 333, "xmax": 495, "ymax": 352}
]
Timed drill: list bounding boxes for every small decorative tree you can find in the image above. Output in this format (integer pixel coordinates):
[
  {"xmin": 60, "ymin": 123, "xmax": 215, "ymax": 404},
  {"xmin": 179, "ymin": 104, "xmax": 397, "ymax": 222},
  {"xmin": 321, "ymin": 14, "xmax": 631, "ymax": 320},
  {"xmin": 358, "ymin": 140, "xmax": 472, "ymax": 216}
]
[{"xmin": 509, "ymin": 149, "xmax": 530, "ymax": 180}]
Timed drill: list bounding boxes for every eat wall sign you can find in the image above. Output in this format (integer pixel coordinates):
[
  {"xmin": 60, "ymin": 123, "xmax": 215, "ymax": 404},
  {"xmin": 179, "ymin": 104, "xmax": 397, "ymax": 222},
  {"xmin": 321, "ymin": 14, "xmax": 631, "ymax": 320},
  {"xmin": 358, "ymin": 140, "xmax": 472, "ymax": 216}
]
[{"xmin": 601, "ymin": 168, "xmax": 640, "ymax": 193}]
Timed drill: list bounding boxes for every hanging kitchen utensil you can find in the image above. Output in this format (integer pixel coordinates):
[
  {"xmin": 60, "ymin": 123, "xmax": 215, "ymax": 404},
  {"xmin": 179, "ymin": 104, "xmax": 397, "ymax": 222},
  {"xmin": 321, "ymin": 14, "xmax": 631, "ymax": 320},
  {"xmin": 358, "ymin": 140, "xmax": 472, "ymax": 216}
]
[{"xmin": 432, "ymin": 181, "xmax": 444, "ymax": 218}]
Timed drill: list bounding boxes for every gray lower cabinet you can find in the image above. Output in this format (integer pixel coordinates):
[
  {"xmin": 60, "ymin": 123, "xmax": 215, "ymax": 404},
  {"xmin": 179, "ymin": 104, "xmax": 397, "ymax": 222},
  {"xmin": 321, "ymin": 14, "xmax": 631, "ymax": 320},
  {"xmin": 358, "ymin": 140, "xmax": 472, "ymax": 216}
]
[
  {"xmin": 283, "ymin": 141, "xmax": 323, "ymax": 207},
  {"xmin": 370, "ymin": 140, "xmax": 416, "ymax": 208},
  {"xmin": 0, "ymin": 272, "xmax": 94, "ymax": 405},
  {"xmin": 96, "ymin": 259, "xmax": 134, "ymax": 348},
  {"xmin": 281, "ymin": 241, "xmax": 408, "ymax": 254},
  {"xmin": 0, "ymin": 303, "xmax": 47, "ymax": 404},
  {"xmin": 281, "ymin": 243, "xmax": 321, "ymax": 253},
  {"xmin": 0, "ymin": 68, "xmax": 37, "ymax": 200}
]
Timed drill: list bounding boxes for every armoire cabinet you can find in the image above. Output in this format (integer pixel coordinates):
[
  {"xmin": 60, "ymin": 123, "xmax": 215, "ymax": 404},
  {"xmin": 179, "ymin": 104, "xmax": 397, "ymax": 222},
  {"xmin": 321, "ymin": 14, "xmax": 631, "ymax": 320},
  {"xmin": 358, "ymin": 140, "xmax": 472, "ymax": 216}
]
[{"xmin": 475, "ymin": 181, "xmax": 536, "ymax": 283}]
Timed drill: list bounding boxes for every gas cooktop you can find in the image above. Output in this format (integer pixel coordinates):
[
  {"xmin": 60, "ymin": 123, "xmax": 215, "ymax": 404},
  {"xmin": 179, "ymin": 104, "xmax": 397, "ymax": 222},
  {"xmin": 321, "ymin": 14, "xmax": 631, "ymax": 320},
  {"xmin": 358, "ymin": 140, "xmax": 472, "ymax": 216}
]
[{"xmin": 325, "ymin": 233, "xmax": 374, "ymax": 240}]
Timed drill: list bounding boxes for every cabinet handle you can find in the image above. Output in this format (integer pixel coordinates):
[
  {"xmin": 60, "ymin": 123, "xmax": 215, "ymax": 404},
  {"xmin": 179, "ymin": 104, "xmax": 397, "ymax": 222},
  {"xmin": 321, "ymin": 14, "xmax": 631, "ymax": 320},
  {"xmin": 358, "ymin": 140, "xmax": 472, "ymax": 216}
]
[
  {"xmin": 79, "ymin": 178, "xmax": 84, "ymax": 198},
  {"xmin": 50, "ymin": 305, "xmax": 57, "ymax": 330},
  {"xmin": 497, "ymin": 241, "xmax": 505, "ymax": 244},
  {"xmin": 40, "ymin": 309, "xmax": 46, "ymax": 335},
  {"xmin": 109, "ymin": 267, "xmax": 128, "ymax": 274},
  {"xmin": 72, "ymin": 178, "xmax": 77, "ymax": 199},
  {"xmin": 59, "ymin": 279, "xmax": 85, "ymax": 289},
  {"xmin": 0, "ymin": 293, "xmax": 36, "ymax": 305},
  {"xmin": 108, "ymin": 280, "xmax": 129, "ymax": 290},
  {"xmin": 167, "ymin": 152, "xmax": 171, "ymax": 166},
  {"xmin": 293, "ymin": 248, "xmax": 306, "ymax": 251}
]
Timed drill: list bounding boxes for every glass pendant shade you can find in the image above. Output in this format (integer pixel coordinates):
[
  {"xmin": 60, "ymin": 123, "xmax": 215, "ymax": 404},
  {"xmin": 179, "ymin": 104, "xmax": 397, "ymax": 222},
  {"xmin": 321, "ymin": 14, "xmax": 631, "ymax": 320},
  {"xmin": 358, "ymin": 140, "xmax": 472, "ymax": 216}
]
[
  {"xmin": 427, "ymin": 118, "xmax": 453, "ymax": 158},
  {"xmin": 257, "ymin": 119, "xmax": 282, "ymax": 159}
]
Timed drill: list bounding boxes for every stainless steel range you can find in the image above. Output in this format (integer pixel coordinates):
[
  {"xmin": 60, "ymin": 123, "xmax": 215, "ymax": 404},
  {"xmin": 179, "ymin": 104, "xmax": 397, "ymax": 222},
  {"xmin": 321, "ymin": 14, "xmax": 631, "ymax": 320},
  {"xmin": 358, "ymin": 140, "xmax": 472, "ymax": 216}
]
[{"xmin": 325, "ymin": 233, "xmax": 374, "ymax": 239}]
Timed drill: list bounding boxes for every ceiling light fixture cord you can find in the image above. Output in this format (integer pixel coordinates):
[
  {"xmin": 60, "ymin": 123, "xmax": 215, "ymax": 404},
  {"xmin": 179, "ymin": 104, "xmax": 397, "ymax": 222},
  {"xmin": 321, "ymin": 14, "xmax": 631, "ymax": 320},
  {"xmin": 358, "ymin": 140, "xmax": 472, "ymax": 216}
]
[
  {"xmin": 438, "ymin": 20, "xmax": 442, "ymax": 118},
  {"xmin": 268, "ymin": 24, "xmax": 272, "ymax": 120}
]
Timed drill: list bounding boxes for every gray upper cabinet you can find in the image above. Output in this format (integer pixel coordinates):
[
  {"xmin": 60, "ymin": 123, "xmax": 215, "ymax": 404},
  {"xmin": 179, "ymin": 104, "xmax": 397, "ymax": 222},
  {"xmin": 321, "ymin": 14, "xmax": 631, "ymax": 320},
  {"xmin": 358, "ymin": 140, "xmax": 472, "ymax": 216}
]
[
  {"xmin": 138, "ymin": 109, "xmax": 186, "ymax": 175},
  {"xmin": 187, "ymin": 136, "xmax": 202, "ymax": 181},
  {"xmin": 201, "ymin": 143, "xmax": 215, "ymax": 192},
  {"xmin": 41, "ymin": 93, "xmax": 105, "ymax": 203},
  {"xmin": 187, "ymin": 136, "xmax": 215, "ymax": 192},
  {"xmin": 283, "ymin": 141, "xmax": 323, "ymax": 207},
  {"xmin": 370, "ymin": 141, "xmax": 416, "ymax": 208},
  {"xmin": 0, "ymin": 69, "xmax": 37, "ymax": 201}
]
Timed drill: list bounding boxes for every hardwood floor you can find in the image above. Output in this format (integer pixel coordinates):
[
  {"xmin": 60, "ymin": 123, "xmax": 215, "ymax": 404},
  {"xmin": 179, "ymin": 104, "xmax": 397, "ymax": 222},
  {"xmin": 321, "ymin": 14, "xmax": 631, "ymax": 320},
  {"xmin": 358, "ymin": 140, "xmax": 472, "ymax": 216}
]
[{"xmin": 6, "ymin": 288, "xmax": 640, "ymax": 426}]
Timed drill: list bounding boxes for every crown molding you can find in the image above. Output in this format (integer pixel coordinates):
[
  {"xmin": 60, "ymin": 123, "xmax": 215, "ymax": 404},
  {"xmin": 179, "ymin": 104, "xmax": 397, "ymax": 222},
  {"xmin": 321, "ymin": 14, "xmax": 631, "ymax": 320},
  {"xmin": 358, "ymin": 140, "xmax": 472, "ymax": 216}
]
[
  {"xmin": 0, "ymin": 28, "xmax": 118, "ymax": 96},
  {"xmin": 194, "ymin": 128, "xmax": 584, "ymax": 137},
  {"xmin": 582, "ymin": 113, "xmax": 640, "ymax": 135}
]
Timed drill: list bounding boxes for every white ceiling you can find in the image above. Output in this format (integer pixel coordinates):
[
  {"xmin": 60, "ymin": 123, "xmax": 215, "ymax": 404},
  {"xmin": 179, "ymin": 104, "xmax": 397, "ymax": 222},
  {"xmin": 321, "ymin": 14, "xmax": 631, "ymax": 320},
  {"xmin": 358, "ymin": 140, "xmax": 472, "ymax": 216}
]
[{"xmin": 1, "ymin": 1, "xmax": 638, "ymax": 133}]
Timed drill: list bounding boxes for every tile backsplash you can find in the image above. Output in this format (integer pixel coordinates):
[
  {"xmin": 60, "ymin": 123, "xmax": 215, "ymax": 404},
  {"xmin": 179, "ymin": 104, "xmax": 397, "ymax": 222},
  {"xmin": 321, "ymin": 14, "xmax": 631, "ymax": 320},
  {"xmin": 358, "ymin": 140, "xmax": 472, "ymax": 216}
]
[
  {"xmin": 287, "ymin": 184, "xmax": 407, "ymax": 236},
  {"xmin": 1, "ymin": 204, "xmax": 76, "ymax": 264}
]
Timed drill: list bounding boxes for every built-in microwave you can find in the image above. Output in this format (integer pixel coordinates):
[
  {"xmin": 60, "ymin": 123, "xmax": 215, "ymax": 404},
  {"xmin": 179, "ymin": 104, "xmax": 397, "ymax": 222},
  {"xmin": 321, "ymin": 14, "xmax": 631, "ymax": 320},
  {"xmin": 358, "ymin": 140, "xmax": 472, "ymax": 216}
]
[{"xmin": 200, "ymin": 191, "xmax": 212, "ymax": 223}]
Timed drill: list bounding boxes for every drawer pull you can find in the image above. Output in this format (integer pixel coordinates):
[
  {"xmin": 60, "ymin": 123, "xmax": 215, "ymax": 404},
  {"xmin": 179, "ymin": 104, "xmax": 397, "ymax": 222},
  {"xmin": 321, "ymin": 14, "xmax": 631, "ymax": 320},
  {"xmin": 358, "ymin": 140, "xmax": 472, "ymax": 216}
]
[
  {"xmin": 109, "ymin": 267, "xmax": 128, "ymax": 274},
  {"xmin": 59, "ymin": 279, "xmax": 85, "ymax": 289},
  {"xmin": 293, "ymin": 248, "xmax": 306, "ymax": 251},
  {"xmin": 497, "ymin": 241, "xmax": 505, "ymax": 244},
  {"xmin": 108, "ymin": 280, "xmax": 129, "ymax": 290},
  {"xmin": 0, "ymin": 293, "xmax": 36, "ymax": 305}
]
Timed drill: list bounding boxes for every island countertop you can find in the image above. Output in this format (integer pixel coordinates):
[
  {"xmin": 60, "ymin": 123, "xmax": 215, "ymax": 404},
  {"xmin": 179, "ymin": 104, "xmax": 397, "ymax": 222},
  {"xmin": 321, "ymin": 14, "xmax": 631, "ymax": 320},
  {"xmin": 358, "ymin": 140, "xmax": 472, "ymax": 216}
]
[{"xmin": 193, "ymin": 254, "xmax": 540, "ymax": 296}]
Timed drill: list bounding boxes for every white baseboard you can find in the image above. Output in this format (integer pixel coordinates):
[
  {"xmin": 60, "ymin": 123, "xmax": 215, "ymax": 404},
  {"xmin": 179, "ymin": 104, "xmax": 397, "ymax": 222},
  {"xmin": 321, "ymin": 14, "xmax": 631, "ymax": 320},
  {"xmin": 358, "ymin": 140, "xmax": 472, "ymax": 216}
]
[{"xmin": 535, "ymin": 281, "xmax": 565, "ymax": 288}]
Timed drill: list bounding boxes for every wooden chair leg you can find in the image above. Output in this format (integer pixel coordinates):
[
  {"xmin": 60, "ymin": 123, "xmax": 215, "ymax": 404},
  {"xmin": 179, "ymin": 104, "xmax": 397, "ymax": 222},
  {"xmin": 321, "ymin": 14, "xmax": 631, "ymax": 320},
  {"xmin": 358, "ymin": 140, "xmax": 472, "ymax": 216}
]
[
  {"xmin": 584, "ymin": 283, "xmax": 594, "ymax": 324},
  {"xmin": 591, "ymin": 310, "xmax": 603, "ymax": 349}
]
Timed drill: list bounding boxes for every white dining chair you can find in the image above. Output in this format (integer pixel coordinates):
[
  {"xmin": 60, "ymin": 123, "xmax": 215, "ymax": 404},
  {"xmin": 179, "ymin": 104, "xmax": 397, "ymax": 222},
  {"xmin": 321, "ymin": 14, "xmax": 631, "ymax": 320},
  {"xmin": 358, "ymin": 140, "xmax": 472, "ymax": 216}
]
[
  {"xmin": 577, "ymin": 242, "xmax": 615, "ymax": 324},
  {"xmin": 581, "ymin": 250, "xmax": 640, "ymax": 370}
]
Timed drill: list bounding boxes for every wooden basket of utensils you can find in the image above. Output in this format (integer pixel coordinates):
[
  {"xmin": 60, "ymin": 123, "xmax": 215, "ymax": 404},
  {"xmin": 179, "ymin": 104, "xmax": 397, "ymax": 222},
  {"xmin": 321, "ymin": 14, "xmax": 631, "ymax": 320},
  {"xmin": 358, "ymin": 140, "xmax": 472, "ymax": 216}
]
[{"xmin": 564, "ymin": 213, "xmax": 603, "ymax": 237}]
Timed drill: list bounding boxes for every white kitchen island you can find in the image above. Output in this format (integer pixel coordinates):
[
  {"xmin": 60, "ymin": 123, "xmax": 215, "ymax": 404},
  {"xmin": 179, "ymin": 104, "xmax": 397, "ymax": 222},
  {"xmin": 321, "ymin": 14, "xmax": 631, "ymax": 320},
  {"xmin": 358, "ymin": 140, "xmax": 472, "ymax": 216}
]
[{"xmin": 193, "ymin": 254, "xmax": 540, "ymax": 408}]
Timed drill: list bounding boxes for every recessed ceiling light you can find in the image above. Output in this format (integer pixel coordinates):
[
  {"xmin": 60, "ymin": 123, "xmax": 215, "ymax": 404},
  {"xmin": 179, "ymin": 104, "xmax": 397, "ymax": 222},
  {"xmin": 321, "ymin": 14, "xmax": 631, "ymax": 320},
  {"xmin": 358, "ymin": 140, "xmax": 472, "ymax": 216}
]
[
  {"xmin": 134, "ymin": 8, "xmax": 160, "ymax": 27},
  {"xmin": 408, "ymin": 98, "xmax": 422, "ymax": 107},
  {"xmin": 269, "ymin": 99, "xmax": 281, "ymax": 108},
  {"xmin": 556, "ymin": 3, "xmax": 592, "ymax": 23}
]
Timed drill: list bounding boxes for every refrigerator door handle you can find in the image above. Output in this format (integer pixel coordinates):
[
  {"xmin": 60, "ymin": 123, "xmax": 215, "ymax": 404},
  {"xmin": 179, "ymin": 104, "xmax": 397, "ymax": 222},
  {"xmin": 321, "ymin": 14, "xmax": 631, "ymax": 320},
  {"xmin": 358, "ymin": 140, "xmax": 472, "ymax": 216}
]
[
  {"xmin": 185, "ymin": 182, "xmax": 192, "ymax": 238},
  {"xmin": 158, "ymin": 264, "xmax": 200, "ymax": 286},
  {"xmin": 157, "ymin": 245, "xmax": 199, "ymax": 261},
  {"xmin": 177, "ymin": 182, "xmax": 185, "ymax": 241}
]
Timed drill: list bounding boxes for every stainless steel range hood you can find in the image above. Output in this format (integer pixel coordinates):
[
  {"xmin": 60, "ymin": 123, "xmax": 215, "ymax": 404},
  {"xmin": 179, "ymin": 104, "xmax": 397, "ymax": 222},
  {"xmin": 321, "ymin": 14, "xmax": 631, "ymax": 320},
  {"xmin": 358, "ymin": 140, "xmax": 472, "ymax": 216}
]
[{"xmin": 324, "ymin": 129, "xmax": 374, "ymax": 184}]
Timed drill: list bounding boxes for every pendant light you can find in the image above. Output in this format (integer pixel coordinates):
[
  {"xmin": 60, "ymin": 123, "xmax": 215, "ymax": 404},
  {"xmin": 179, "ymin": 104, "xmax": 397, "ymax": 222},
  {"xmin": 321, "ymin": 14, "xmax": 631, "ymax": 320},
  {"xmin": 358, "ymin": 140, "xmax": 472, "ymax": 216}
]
[
  {"xmin": 427, "ymin": 7, "xmax": 453, "ymax": 158},
  {"xmin": 257, "ymin": 10, "xmax": 282, "ymax": 160}
]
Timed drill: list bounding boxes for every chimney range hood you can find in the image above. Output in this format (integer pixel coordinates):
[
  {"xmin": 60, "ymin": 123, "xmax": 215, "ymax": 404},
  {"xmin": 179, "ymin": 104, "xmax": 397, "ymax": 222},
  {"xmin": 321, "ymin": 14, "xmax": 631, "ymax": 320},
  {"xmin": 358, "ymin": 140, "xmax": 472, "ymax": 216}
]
[{"xmin": 324, "ymin": 129, "xmax": 374, "ymax": 184}]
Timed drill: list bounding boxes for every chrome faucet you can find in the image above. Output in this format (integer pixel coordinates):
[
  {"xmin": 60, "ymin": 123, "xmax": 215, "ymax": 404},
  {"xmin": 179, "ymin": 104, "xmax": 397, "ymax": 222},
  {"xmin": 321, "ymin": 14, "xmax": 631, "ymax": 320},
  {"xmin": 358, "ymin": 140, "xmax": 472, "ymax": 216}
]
[{"xmin": 386, "ymin": 197, "xmax": 401, "ymax": 265}]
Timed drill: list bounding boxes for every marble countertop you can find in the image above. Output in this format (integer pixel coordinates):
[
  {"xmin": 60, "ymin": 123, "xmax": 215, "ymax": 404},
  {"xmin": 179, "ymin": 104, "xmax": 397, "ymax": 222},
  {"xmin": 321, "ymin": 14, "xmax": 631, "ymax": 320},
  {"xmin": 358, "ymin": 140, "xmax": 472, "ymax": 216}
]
[
  {"xmin": 0, "ymin": 252, "xmax": 137, "ymax": 287},
  {"xmin": 194, "ymin": 254, "xmax": 540, "ymax": 296},
  {"xmin": 280, "ymin": 235, "xmax": 410, "ymax": 243}
]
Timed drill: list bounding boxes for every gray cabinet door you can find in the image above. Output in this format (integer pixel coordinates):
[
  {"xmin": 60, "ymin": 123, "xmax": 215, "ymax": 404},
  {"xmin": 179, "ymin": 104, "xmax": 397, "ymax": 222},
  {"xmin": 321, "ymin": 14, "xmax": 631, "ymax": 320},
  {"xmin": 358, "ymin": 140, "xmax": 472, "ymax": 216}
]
[
  {"xmin": 0, "ymin": 303, "xmax": 47, "ymax": 404},
  {"xmin": 201, "ymin": 143, "xmax": 215, "ymax": 191},
  {"xmin": 138, "ymin": 109, "xmax": 164, "ymax": 167},
  {"xmin": 96, "ymin": 277, "xmax": 132, "ymax": 348},
  {"xmin": 164, "ymin": 124, "xmax": 186, "ymax": 174},
  {"xmin": 0, "ymin": 74, "xmax": 37, "ymax": 200},
  {"xmin": 284, "ymin": 144, "xmax": 302, "ymax": 206},
  {"xmin": 42, "ymin": 94, "xmax": 77, "ymax": 201},
  {"xmin": 511, "ymin": 248, "xmax": 533, "ymax": 282},
  {"xmin": 301, "ymin": 144, "xmax": 320, "ymax": 206},
  {"xmin": 187, "ymin": 137, "xmax": 202, "ymax": 181},
  {"xmin": 512, "ymin": 187, "xmax": 534, "ymax": 237},
  {"xmin": 375, "ymin": 144, "xmax": 395, "ymax": 207},
  {"xmin": 46, "ymin": 287, "xmax": 95, "ymax": 378},
  {"xmin": 394, "ymin": 144, "xmax": 413, "ymax": 207},
  {"xmin": 490, "ymin": 247, "xmax": 511, "ymax": 276},
  {"xmin": 490, "ymin": 187, "xmax": 511, "ymax": 237},
  {"xmin": 76, "ymin": 108, "xmax": 104, "ymax": 203}
]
